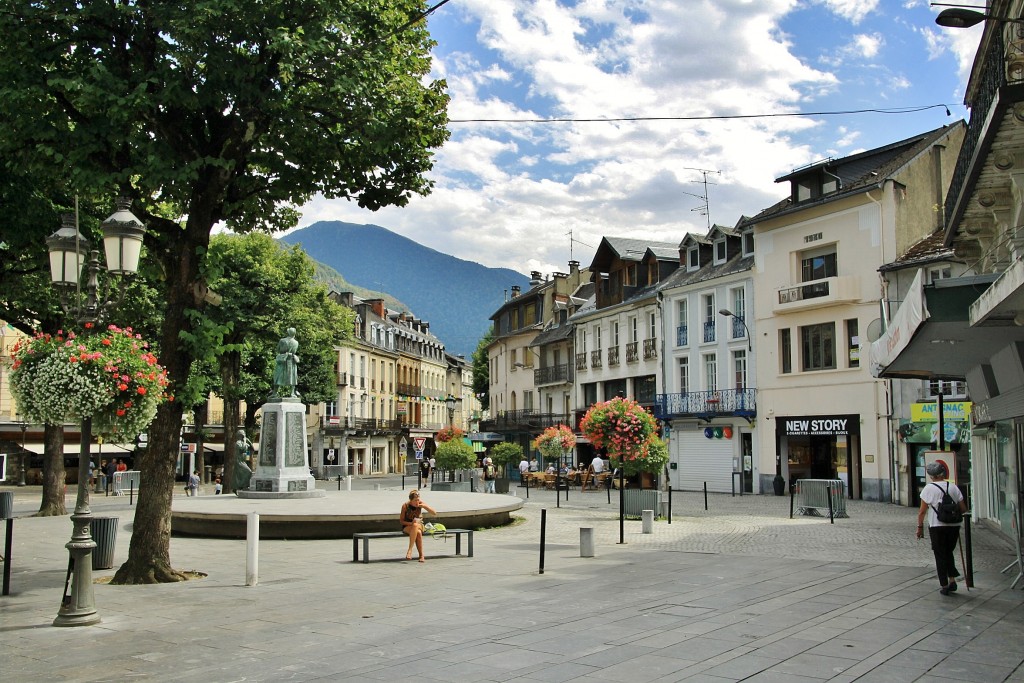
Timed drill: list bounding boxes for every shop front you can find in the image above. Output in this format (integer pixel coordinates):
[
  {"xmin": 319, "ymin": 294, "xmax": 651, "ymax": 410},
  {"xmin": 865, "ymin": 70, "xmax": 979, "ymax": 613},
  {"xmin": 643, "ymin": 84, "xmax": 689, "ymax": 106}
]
[
  {"xmin": 775, "ymin": 415, "xmax": 860, "ymax": 498},
  {"xmin": 899, "ymin": 401, "xmax": 972, "ymax": 507}
]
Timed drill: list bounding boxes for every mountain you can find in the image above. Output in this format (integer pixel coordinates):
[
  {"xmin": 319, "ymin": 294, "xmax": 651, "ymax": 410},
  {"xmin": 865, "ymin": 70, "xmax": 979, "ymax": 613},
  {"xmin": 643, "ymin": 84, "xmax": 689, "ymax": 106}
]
[
  {"xmin": 281, "ymin": 221, "xmax": 530, "ymax": 357},
  {"xmin": 307, "ymin": 259, "xmax": 410, "ymax": 314}
]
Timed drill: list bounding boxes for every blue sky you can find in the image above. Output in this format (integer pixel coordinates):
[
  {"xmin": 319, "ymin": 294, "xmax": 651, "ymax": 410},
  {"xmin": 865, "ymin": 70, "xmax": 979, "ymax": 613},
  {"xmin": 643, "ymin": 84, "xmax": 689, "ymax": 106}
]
[{"xmin": 298, "ymin": 0, "xmax": 984, "ymax": 275}]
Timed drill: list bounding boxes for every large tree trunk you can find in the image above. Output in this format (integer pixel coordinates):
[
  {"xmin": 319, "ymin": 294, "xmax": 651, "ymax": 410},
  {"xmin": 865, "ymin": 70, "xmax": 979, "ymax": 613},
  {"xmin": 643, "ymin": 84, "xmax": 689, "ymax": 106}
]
[
  {"xmin": 35, "ymin": 423, "xmax": 66, "ymax": 516},
  {"xmin": 194, "ymin": 402, "xmax": 209, "ymax": 485},
  {"xmin": 112, "ymin": 217, "xmax": 211, "ymax": 584}
]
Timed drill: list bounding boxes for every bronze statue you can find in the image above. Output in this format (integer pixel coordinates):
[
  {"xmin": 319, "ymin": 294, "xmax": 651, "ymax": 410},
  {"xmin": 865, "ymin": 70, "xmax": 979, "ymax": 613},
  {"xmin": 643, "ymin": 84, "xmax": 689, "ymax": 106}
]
[
  {"xmin": 233, "ymin": 428, "xmax": 253, "ymax": 492},
  {"xmin": 272, "ymin": 327, "xmax": 300, "ymax": 398}
]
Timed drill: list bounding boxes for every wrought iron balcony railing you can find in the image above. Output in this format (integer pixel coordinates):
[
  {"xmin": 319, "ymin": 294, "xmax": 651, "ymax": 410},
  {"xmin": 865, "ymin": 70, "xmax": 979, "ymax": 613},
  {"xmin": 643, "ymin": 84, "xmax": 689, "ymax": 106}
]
[
  {"xmin": 653, "ymin": 388, "xmax": 756, "ymax": 421},
  {"xmin": 676, "ymin": 325, "xmax": 687, "ymax": 346},
  {"xmin": 607, "ymin": 345, "xmax": 620, "ymax": 366},
  {"xmin": 703, "ymin": 321, "xmax": 715, "ymax": 343},
  {"xmin": 626, "ymin": 341, "xmax": 639, "ymax": 362},
  {"xmin": 643, "ymin": 338, "xmax": 657, "ymax": 359}
]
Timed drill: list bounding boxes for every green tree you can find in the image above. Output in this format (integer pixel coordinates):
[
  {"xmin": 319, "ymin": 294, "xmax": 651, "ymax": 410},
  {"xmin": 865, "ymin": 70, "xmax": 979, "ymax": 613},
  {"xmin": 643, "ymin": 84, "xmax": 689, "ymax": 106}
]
[
  {"xmin": 432, "ymin": 439, "xmax": 476, "ymax": 474},
  {"xmin": 0, "ymin": 0, "xmax": 449, "ymax": 583},
  {"xmin": 471, "ymin": 327, "xmax": 493, "ymax": 411}
]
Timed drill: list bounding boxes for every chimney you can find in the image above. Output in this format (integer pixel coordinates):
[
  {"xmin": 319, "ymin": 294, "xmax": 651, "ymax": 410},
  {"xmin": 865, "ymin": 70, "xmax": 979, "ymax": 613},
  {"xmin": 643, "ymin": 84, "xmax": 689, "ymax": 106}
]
[
  {"xmin": 366, "ymin": 298, "xmax": 386, "ymax": 318},
  {"xmin": 511, "ymin": 285, "xmax": 521, "ymax": 298},
  {"xmin": 569, "ymin": 260, "xmax": 580, "ymax": 276},
  {"xmin": 530, "ymin": 271, "xmax": 542, "ymax": 287}
]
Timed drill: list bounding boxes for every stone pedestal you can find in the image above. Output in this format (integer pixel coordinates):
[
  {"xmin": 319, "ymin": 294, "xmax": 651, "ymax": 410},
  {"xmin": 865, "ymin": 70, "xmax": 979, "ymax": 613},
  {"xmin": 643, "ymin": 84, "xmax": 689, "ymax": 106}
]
[{"xmin": 237, "ymin": 399, "xmax": 324, "ymax": 499}]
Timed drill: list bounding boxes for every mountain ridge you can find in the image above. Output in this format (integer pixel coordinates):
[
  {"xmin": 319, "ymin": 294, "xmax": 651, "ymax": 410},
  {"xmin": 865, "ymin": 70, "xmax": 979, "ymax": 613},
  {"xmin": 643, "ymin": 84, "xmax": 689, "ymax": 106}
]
[{"xmin": 281, "ymin": 221, "xmax": 531, "ymax": 357}]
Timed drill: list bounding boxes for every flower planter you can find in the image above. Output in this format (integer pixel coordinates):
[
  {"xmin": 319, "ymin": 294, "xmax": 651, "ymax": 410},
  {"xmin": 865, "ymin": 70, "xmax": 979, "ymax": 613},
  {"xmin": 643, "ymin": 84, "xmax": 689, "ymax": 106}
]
[{"xmin": 430, "ymin": 481, "xmax": 471, "ymax": 492}]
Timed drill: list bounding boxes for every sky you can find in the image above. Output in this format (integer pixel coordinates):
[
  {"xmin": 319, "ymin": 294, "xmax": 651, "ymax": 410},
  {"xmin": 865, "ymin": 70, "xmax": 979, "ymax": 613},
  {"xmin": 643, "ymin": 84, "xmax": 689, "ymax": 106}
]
[{"xmin": 297, "ymin": 0, "xmax": 985, "ymax": 277}]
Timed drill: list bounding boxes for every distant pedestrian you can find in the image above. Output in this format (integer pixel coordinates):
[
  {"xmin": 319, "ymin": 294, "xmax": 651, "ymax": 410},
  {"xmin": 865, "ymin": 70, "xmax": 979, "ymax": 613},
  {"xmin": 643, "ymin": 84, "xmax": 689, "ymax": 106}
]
[
  {"xmin": 917, "ymin": 461, "xmax": 966, "ymax": 595},
  {"xmin": 483, "ymin": 457, "xmax": 496, "ymax": 494},
  {"xmin": 106, "ymin": 459, "xmax": 117, "ymax": 494},
  {"xmin": 116, "ymin": 459, "xmax": 127, "ymax": 473},
  {"xmin": 186, "ymin": 470, "xmax": 200, "ymax": 497},
  {"xmin": 518, "ymin": 456, "xmax": 529, "ymax": 479},
  {"xmin": 529, "ymin": 458, "xmax": 538, "ymax": 472},
  {"xmin": 214, "ymin": 478, "xmax": 223, "ymax": 495}
]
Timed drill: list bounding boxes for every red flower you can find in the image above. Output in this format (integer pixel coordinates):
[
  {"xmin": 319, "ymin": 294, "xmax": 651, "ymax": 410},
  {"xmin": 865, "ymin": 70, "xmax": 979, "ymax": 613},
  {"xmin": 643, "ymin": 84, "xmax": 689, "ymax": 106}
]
[
  {"xmin": 136, "ymin": 387, "xmax": 147, "ymax": 395},
  {"xmin": 102, "ymin": 338, "xmax": 111, "ymax": 346}
]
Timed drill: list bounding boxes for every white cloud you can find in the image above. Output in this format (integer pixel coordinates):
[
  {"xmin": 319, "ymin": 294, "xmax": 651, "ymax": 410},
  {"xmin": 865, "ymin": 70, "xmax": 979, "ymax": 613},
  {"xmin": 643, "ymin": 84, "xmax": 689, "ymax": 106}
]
[{"xmin": 296, "ymin": 0, "xmax": 965, "ymax": 275}]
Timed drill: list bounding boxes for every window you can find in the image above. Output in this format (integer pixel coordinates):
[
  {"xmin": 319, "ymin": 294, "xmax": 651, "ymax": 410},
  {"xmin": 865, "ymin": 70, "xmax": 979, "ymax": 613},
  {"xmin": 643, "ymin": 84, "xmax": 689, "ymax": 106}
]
[
  {"xmin": 649, "ymin": 312, "xmax": 657, "ymax": 340},
  {"xmin": 577, "ymin": 328, "xmax": 587, "ymax": 353},
  {"xmin": 704, "ymin": 353, "xmax": 718, "ymax": 392},
  {"xmin": 846, "ymin": 318, "xmax": 860, "ymax": 368},
  {"xmin": 928, "ymin": 266, "xmax": 952, "ymax": 283},
  {"xmin": 800, "ymin": 322, "xmax": 836, "ymax": 371},
  {"xmin": 678, "ymin": 357, "xmax": 689, "ymax": 393},
  {"xmin": 742, "ymin": 231, "xmax": 754, "ymax": 257},
  {"xmin": 611, "ymin": 321, "xmax": 619, "ymax": 347},
  {"xmin": 714, "ymin": 239, "xmax": 727, "ymax": 264},
  {"xmin": 796, "ymin": 179, "xmax": 813, "ymax": 202},
  {"xmin": 703, "ymin": 293, "xmax": 716, "ymax": 343},
  {"xmin": 801, "ymin": 247, "xmax": 837, "ymax": 282},
  {"xmin": 629, "ymin": 316, "xmax": 638, "ymax": 343},
  {"xmin": 582, "ymin": 383, "xmax": 598, "ymax": 406},
  {"xmin": 510, "ymin": 349, "xmax": 517, "ymax": 367},
  {"xmin": 524, "ymin": 303, "xmax": 537, "ymax": 326},
  {"xmin": 730, "ymin": 287, "xmax": 746, "ymax": 339},
  {"xmin": 780, "ymin": 329, "xmax": 792, "ymax": 374},
  {"xmin": 624, "ymin": 264, "xmax": 637, "ymax": 287},
  {"xmin": 677, "ymin": 299, "xmax": 688, "ymax": 347},
  {"xmin": 688, "ymin": 247, "xmax": 700, "ymax": 270},
  {"xmin": 595, "ymin": 325, "xmax": 602, "ymax": 350},
  {"xmin": 733, "ymin": 350, "xmax": 747, "ymax": 389},
  {"xmin": 929, "ymin": 380, "xmax": 967, "ymax": 397}
]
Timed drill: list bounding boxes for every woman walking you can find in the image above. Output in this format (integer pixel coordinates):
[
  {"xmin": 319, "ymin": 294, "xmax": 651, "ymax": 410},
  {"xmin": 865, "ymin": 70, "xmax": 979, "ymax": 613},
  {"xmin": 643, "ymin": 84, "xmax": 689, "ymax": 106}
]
[{"xmin": 916, "ymin": 461, "xmax": 967, "ymax": 595}]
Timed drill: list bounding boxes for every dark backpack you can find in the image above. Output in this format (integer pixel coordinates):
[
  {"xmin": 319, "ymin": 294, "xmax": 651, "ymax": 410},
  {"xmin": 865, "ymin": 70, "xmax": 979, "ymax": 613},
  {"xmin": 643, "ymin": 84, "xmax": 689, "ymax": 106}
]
[
  {"xmin": 484, "ymin": 464, "xmax": 496, "ymax": 480},
  {"xmin": 931, "ymin": 483, "xmax": 963, "ymax": 524}
]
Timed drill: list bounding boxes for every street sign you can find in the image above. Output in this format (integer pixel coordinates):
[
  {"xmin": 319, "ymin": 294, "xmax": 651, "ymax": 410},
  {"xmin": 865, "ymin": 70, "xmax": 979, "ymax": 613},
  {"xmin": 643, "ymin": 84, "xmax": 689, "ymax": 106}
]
[
  {"xmin": 415, "ymin": 450, "xmax": 424, "ymax": 460},
  {"xmin": 413, "ymin": 437, "xmax": 426, "ymax": 452},
  {"xmin": 400, "ymin": 437, "xmax": 408, "ymax": 454},
  {"xmin": 180, "ymin": 443, "xmax": 196, "ymax": 453}
]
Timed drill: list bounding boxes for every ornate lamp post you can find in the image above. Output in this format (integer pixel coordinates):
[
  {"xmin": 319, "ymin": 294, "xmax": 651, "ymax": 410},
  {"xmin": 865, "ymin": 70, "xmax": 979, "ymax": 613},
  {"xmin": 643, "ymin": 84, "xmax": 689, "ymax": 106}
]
[{"xmin": 46, "ymin": 199, "xmax": 146, "ymax": 628}]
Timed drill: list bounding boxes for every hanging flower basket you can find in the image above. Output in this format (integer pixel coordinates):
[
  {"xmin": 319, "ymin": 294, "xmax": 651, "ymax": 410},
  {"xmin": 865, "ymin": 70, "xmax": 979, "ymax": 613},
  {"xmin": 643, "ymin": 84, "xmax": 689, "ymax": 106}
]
[
  {"xmin": 9, "ymin": 324, "xmax": 170, "ymax": 441},
  {"xmin": 434, "ymin": 425, "xmax": 465, "ymax": 443},
  {"xmin": 532, "ymin": 424, "xmax": 576, "ymax": 460},
  {"xmin": 579, "ymin": 396, "xmax": 663, "ymax": 474}
]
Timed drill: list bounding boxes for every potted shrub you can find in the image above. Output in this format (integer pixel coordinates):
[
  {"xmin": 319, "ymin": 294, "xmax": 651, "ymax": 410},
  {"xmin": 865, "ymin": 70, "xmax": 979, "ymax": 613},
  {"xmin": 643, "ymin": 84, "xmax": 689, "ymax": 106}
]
[
  {"xmin": 430, "ymin": 439, "xmax": 477, "ymax": 491},
  {"xmin": 488, "ymin": 441, "xmax": 523, "ymax": 494}
]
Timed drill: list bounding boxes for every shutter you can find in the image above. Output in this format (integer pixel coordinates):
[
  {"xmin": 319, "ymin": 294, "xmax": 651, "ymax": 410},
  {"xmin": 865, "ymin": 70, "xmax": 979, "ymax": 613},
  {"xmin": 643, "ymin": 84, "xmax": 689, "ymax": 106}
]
[{"xmin": 672, "ymin": 428, "xmax": 735, "ymax": 493}]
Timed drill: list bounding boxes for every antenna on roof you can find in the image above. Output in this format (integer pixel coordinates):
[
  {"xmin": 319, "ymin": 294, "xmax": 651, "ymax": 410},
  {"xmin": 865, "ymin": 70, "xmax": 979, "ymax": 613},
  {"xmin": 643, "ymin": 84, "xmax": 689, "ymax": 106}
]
[
  {"xmin": 682, "ymin": 167, "xmax": 721, "ymax": 231},
  {"xmin": 566, "ymin": 229, "xmax": 594, "ymax": 263}
]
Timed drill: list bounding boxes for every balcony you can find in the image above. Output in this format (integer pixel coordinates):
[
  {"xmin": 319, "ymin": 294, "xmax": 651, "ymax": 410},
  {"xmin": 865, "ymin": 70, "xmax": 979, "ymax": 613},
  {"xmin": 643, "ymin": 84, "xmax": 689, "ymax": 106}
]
[
  {"xmin": 626, "ymin": 341, "xmax": 639, "ymax": 362},
  {"xmin": 575, "ymin": 352, "xmax": 588, "ymax": 371},
  {"xmin": 337, "ymin": 372, "xmax": 349, "ymax": 387},
  {"xmin": 703, "ymin": 321, "xmax": 715, "ymax": 343},
  {"xmin": 730, "ymin": 317, "xmax": 746, "ymax": 340},
  {"xmin": 535, "ymin": 363, "xmax": 571, "ymax": 386},
  {"xmin": 643, "ymin": 338, "xmax": 657, "ymax": 359},
  {"xmin": 676, "ymin": 325, "xmax": 688, "ymax": 346},
  {"xmin": 479, "ymin": 411, "xmax": 571, "ymax": 432},
  {"xmin": 396, "ymin": 382, "xmax": 421, "ymax": 397},
  {"xmin": 607, "ymin": 345, "xmax": 620, "ymax": 366},
  {"xmin": 653, "ymin": 388, "xmax": 757, "ymax": 423},
  {"xmin": 774, "ymin": 275, "xmax": 859, "ymax": 313},
  {"xmin": 590, "ymin": 350, "xmax": 603, "ymax": 369}
]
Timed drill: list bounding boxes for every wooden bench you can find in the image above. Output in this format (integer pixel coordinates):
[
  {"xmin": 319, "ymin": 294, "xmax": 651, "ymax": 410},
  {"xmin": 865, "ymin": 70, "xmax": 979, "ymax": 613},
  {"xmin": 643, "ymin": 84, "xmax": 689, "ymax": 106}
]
[{"xmin": 351, "ymin": 529, "xmax": 474, "ymax": 563}]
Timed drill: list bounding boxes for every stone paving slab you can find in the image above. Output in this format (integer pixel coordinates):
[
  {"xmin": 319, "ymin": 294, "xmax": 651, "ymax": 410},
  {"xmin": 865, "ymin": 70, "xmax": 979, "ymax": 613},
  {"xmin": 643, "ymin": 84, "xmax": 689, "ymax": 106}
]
[{"xmin": 1, "ymin": 482, "xmax": 1022, "ymax": 682}]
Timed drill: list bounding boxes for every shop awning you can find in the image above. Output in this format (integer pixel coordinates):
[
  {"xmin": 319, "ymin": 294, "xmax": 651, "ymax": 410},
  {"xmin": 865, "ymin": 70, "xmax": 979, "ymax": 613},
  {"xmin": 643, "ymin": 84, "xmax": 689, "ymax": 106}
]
[
  {"xmin": 870, "ymin": 270, "xmax": 1005, "ymax": 380},
  {"xmin": 15, "ymin": 442, "xmax": 136, "ymax": 455},
  {"xmin": 469, "ymin": 432, "xmax": 505, "ymax": 442}
]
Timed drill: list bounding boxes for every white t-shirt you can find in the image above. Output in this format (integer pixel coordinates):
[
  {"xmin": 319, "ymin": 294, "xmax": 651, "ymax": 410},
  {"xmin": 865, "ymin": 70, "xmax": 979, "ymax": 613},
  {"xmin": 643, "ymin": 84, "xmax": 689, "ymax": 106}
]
[
  {"xmin": 920, "ymin": 481, "xmax": 964, "ymax": 527},
  {"xmin": 591, "ymin": 456, "xmax": 605, "ymax": 474},
  {"xmin": 519, "ymin": 459, "xmax": 529, "ymax": 474}
]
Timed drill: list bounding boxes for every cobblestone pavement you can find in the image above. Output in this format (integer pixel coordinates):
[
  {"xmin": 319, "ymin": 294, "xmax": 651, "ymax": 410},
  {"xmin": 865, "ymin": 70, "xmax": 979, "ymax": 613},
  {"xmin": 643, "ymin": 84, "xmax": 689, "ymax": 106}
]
[{"xmin": 1, "ymin": 482, "xmax": 1021, "ymax": 683}]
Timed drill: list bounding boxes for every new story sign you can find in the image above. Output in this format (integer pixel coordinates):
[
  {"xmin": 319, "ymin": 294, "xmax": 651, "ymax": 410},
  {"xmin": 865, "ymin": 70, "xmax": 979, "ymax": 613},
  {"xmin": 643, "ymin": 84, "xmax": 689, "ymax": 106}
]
[{"xmin": 778, "ymin": 414, "xmax": 859, "ymax": 437}]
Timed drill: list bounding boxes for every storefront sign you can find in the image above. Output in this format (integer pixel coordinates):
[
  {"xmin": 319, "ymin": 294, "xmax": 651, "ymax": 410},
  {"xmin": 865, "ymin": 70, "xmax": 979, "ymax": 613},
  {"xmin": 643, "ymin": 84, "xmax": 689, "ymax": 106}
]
[
  {"xmin": 910, "ymin": 401, "xmax": 971, "ymax": 423},
  {"xmin": 779, "ymin": 415, "xmax": 858, "ymax": 436}
]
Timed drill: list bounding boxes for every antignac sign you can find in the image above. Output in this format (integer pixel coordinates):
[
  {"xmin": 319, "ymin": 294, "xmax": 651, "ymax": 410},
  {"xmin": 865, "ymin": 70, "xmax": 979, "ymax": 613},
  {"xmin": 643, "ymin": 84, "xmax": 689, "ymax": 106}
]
[{"xmin": 779, "ymin": 415, "xmax": 858, "ymax": 436}]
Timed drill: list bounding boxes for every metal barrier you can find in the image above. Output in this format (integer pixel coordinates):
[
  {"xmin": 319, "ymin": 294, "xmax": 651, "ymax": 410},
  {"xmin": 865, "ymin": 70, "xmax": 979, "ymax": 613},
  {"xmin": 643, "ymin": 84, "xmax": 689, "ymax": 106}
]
[
  {"xmin": 622, "ymin": 489, "xmax": 661, "ymax": 519},
  {"xmin": 794, "ymin": 479, "xmax": 848, "ymax": 518},
  {"xmin": 112, "ymin": 470, "xmax": 141, "ymax": 496}
]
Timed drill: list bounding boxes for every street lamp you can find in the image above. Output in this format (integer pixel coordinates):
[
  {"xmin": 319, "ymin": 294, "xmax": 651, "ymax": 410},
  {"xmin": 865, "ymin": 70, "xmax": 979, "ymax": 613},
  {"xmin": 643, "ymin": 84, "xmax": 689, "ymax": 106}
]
[
  {"xmin": 46, "ymin": 198, "xmax": 146, "ymax": 628},
  {"xmin": 935, "ymin": 8, "xmax": 1024, "ymax": 28},
  {"xmin": 718, "ymin": 308, "xmax": 752, "ymax": 352}
]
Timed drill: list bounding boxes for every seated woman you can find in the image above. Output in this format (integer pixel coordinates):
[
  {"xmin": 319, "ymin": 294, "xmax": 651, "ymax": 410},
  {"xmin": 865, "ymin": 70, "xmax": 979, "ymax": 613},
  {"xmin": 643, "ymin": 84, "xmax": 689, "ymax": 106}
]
[
  {"xmin": 545, "ymin": 464, "xmax": 556, "ymax": 475},
  {"xmin": 400, "ymin": 489, "xmax": 437, "ymax": 563}
]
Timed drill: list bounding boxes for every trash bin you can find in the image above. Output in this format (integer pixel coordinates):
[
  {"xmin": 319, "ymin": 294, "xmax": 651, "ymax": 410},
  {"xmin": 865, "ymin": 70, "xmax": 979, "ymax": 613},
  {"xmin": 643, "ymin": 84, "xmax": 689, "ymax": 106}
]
[
  {"xmin": 90, "ymin": 516, "xmax": 119, "ymax": 570},
  {"xmin": 0, "ymin": 490, "xmax": 12, "ymax": 519}
]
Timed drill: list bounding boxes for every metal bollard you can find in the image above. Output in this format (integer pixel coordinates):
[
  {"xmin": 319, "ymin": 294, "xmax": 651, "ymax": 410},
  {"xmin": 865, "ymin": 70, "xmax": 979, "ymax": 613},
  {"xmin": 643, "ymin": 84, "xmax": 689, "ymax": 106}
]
[
  {"xmin": 580, "ymin": 527, "xmax": 595, "ymax": 557},
  {"xmin": 338, "ymin": 474, "xmax": 342, "ymax": 491},
  {"xmin": 642, "ymin": 509, "xmax": 654, "ymax": 534},
  {"xmin": 246, "ymin": 512, "xmax": 259, "ymax": 587},
  {"xmin": 346, "ymin": 476, "xmax": 352, "ymax": 491}
]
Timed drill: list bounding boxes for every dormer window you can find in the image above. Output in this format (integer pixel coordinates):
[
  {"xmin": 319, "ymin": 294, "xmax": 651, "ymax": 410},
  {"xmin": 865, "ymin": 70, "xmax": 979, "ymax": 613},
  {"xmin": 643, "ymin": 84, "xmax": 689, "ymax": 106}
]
[
  {"xmin": 714, "ymin": 239, "xmax": 726, "ymax": 264},
  {"xmin": 791, "ymin": 169, "xmax": 840, "ymax": 204},
  {"xmin": 687, "ymin": 246, "xmax": 699, "ymax": 271}
]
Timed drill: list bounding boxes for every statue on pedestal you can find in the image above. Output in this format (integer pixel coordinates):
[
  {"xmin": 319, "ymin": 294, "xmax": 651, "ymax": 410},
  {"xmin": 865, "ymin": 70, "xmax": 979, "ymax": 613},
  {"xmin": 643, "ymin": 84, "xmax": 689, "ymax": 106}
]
[{"xmin": 272, "ymin": 327, "xmax": 300, "ymax": 399}]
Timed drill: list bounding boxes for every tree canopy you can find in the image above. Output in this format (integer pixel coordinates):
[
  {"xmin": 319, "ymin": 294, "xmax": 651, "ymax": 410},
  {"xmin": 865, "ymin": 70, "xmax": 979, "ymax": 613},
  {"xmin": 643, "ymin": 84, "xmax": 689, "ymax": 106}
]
[{"xmin": 0, "ymin": 0, "xmax": 449, "ymax": 583}]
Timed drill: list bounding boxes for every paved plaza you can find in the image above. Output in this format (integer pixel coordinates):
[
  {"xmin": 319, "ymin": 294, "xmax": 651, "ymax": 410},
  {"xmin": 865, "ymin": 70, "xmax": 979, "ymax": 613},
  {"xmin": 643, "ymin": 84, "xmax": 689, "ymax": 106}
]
[{"xmin": 1, "ymin": 479, "xmax": 1022, "ymax": 682}]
